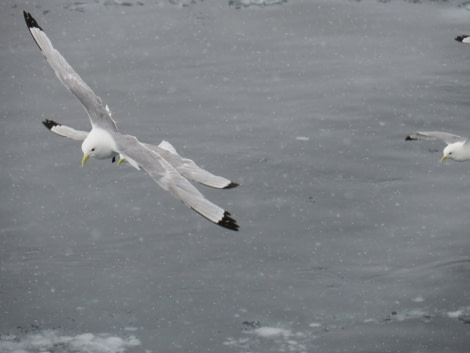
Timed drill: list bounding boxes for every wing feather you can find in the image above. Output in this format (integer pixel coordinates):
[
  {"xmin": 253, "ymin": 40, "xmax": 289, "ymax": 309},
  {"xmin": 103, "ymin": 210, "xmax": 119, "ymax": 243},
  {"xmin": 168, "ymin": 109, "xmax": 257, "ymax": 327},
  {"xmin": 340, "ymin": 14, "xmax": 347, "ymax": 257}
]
[
  {"xmin": 146, "ymin": 141, "xmax": 238, "ymax": 189},
  {"xmin": 405, "ymin": 131, "xmax": 465, "ymax": 145},
  {"xmin": 23, "ymin": 11, "xmax": 117, "ymax": 131},
  {"xmin": 42, "ymin": 119, "xmax": 88, "ymax": 140},
  {"xmin": 114, "ymin": 134, "xmax": 239, "ymax": 231}
]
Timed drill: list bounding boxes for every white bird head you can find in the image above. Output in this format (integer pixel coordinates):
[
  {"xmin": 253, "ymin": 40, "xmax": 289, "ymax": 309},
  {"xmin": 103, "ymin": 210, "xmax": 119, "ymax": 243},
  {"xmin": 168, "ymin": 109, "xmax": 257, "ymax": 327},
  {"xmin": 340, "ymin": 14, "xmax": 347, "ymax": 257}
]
[
  {"xmin": 441, "ymin": 142, "xmax": 467, "ymax": 162},
  {"xmin": 81, "ymin": 129, "xmax": 118, "ymax": 165}
]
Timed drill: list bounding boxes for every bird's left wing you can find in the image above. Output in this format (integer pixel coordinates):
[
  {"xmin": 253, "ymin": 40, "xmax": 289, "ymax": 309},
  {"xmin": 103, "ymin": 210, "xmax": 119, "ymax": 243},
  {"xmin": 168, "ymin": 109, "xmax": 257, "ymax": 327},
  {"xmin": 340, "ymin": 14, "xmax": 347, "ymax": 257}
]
[
  {"xmin": 147, "ymin": 141, "xmax": 239, "ymax": 189},
  {"xmin": 23, "ymin": 11, "xmax": 117, "ymax": 132},
  {"xmin": 114, "ymin": 134, "xmax": 239, "ymax": 231}
]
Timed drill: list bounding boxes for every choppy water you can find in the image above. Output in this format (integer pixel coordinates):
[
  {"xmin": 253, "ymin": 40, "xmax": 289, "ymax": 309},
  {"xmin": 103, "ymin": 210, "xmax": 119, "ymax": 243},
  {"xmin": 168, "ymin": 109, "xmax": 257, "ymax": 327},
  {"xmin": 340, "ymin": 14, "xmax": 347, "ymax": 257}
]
[{"xmin": 1, "ymin": 0, "xmax": 470, "ymax": 352}]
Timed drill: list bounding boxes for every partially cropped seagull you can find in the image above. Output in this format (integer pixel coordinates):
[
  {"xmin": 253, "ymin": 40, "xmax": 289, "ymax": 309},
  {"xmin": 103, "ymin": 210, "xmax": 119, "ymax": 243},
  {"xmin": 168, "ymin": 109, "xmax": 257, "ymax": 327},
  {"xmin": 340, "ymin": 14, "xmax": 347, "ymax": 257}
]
[
  {"xmin": 455, "ymin": 35, "xmax": 470, "ymax": 44},
  {"xmin": 405, "ymin": 131, "xmax": 470, "ymax": 162},
  {"xmin": 24, "ymin": 11, "xmax": 239, "ymax": 231}
]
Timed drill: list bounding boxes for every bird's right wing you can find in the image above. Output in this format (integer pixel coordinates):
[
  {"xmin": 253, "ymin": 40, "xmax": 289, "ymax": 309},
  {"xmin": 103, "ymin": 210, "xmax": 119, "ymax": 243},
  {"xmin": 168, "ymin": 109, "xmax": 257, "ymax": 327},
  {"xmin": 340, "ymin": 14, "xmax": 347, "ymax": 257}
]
[
  {"xmin": 42, "ymin": 119, "xmax": 88, "ymax": 141},
  {"xmin": 405, "ymin": 131, "xmax": 465, "ymax": 145},
  {"xmin": 114, "ymin": 134, "xmax": 239, "ymax": 231}
]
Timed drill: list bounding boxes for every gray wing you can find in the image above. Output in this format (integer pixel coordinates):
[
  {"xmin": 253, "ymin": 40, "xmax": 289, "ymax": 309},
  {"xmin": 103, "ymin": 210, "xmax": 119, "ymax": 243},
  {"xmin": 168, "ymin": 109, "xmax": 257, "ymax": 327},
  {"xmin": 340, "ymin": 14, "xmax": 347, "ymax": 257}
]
[
  {"xmin": 405, "ymin": 131, "xmax": 465, "ymax": 145},
  {"xmin": 42, "ymin": 119, "xmax": 88, "ymax": 140},
  {"xmin": 24, "ymin": 11, "xmax": 117, "ymax": 132},
  {"xmin": 114, "ymin": 134, "xmax": 239, "ymax": 231},
  {"xmin": 146, "ymin": 141, "xmax": 238, "ymax": 189}
]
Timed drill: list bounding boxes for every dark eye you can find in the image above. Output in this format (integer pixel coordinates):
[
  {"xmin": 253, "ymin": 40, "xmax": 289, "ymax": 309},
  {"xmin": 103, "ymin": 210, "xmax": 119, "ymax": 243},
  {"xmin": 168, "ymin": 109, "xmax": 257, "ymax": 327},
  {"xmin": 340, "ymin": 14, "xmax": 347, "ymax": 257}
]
[
  {"xmin": 91, "ymin": 148, "xmax": 95, "ymax": 152},
  {"xmin": 449, "ymin": 152, "xmax": 452, "ymax": 155}
]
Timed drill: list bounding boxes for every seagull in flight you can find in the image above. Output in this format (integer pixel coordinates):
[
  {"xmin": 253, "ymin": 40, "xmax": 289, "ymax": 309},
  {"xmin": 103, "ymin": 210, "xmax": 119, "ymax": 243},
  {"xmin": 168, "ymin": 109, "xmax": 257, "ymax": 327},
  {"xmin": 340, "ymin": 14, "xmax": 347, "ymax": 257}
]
[
  {"xmin": 23, "ymin": 11, "xmax": 239, "ymax": 231},
  {"xmin": 406, "ymin": 131, "xmax": 470, "ymax": 162}
]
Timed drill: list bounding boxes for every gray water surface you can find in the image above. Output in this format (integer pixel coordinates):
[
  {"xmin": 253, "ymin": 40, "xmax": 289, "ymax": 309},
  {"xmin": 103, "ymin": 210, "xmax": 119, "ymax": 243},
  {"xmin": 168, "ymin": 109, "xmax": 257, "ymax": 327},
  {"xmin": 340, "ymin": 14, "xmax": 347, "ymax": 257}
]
[{"xmin": 1, "ymin": 0, "xmax": 470, "ymax": 352}]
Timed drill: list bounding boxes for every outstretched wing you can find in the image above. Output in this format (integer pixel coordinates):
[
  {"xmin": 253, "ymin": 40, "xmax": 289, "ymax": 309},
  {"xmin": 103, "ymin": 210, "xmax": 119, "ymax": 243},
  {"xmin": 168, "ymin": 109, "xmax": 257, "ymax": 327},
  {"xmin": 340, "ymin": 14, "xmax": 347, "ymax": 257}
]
[
  {"xmin": 23, "ymin": 11, "xmax": 117, "ymax": 132},
  {"xmin": 150, "ymin": 141, "xmax": 238, "ymax": 189},
  {"xmin": 114, "ymin": 134, "xmax": 239, "ymax": 231},
  {"xmin": 42, "ymin": 119, "xmax": 89, "ymax": 140},
  {"xmin": 405, "ymin": 131, "xmax": 465, "ymax": 145}
]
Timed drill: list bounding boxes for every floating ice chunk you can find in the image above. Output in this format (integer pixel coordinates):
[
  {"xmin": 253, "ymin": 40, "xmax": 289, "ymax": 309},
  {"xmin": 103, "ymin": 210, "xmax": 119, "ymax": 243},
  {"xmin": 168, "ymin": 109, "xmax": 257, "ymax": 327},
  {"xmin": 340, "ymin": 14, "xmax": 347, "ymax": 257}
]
[
  {"xmin": 229, "ymin": 0, "xmax": 288, "ymax": 9},
  {"xmin": 308, "ymin": 322, "xmax": 321, "ymax": 328},
  {"xmin": 447, "ymin": 310, "xmax": 462, "ymax": 318},
  {"xmin": 124, "ymin": 326, "xmax": 138, "ymax": 332},
  {"xmin": 252, "ymin": 326, "xmax": 291, "ymax": 338},
  {"xmin": 0, "ymin": 330, "xmax": 140, "ymax": 353},
  {"xmin": 296, "ymin": 136, "xmax": 310, "ymax": 141}
]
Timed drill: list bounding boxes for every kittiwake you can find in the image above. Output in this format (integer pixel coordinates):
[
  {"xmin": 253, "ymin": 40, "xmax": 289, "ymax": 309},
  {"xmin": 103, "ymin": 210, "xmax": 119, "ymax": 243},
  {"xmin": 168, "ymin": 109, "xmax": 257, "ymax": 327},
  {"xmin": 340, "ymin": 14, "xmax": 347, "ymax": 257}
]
[
  {"xmin": 405, "ymin": 131, "xmax": 470, "ymax": 162},
  {"xmin": 24, "ymin": 11, "xmax": 239, "ymax": 231}
]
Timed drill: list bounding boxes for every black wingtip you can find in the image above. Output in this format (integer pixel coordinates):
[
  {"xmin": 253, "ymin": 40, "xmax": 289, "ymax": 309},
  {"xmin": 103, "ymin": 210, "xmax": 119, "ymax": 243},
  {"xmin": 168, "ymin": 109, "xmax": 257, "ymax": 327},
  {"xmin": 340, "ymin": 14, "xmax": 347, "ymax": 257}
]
[
  {"xmin": 224, "ymin": 182, "xmax": 239, "ymax": 189},
  {"xmin": 455, "ymin": 35, "xmax": 469, "ymax": 43},
  {"xmin": 23, "ymin": 11, "xmax": 43, "ymax": 31},
  {"xmin": 24, "ymin": 11, "xmax": 44, "ymax": 52},
  {"xmin": 405, "ymin": 135, "xmax": 413, "ymax": 141},
  {"xmin": 218, "ymin": 211, "xmax": 239, "ymax": 231},
  {"xmin": 42, "ymin": 119, "xmax": 60, "ymax": 130},
  {"xmin": 190, "ymin": 207, "xmax": 239, "ymax": 231}
]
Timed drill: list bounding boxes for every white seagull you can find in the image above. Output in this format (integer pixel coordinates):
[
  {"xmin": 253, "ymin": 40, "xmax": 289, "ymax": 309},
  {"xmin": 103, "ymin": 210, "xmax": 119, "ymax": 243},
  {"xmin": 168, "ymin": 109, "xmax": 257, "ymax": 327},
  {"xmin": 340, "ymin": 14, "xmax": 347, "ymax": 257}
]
[
  {"xmin": 24, "ymin": 11, "xmax": 239, "ymax": 231},
  {"xmin": 405, "ymin": 131, "xmax": 470, "ymax": 162},
  {"xmin": 455, "ymin": 35, "xmax": 470, "ymax": 44}
]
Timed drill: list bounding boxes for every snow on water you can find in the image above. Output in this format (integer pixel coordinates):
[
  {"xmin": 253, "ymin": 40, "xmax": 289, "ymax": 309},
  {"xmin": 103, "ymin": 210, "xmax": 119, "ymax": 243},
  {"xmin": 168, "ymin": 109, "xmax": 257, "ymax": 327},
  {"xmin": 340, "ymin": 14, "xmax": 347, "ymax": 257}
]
[
  {"xmin": 224, "ymin": 322, "xmax": 312, "ymax": 353},
  {"xmin": 224, "ymin": 307, "xmax": 470, "ymax": 353},
  {"xmin": 0, "ymin": 330, "xmax": 140, "ymax": 353},
  {"xmin": 61, "ymin": 0, "xmax": 290, "ymax": 11}
]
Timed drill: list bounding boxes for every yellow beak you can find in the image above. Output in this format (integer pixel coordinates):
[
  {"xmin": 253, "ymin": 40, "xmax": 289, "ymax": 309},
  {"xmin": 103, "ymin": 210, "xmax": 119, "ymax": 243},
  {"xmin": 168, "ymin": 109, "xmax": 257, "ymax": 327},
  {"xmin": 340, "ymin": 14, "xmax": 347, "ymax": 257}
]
[
  {"xmin": 117, "ymin": 158, "xmax": 126, "ymax": 165},
  {"xmin": 440, "ymin": 155, "xmax": 447, "ymax": 162},
  {"xmin": 82, "ymin": 155, "xmax": 90, "ymax": 166}
]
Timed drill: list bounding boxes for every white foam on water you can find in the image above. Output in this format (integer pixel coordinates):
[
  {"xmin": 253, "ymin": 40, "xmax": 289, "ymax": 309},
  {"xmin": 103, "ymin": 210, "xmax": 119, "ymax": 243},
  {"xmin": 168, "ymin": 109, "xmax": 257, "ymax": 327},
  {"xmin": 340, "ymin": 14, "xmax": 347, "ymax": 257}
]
[{"xmin": 0, "ymin": 330, "xmax": 141, "ymax": 353}]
